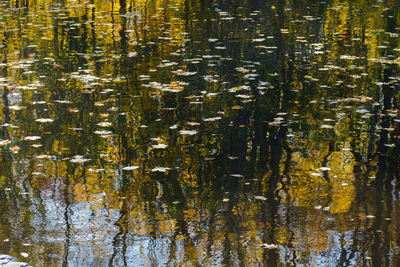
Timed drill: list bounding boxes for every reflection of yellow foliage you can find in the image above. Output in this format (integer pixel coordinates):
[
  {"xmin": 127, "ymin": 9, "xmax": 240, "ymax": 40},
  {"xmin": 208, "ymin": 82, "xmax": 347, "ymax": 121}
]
[
  {"xmin": 323, "ymin": 0, "xmax": 389, "ymax": 65},
  {"xmin": 327, "ymin": 150, "xmax": 355, "ymax": 213},
  {"xmin": 274, "ymin": 226, "xmax": 289, "ymax": 245},
  {"xmin": 285, "ymin": 147, "xmax": 355, "ymax": 213}
]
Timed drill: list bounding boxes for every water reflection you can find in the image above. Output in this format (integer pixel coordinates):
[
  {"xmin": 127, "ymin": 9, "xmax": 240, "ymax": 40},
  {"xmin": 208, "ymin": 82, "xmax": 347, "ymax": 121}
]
[{"xmin": 0, "ymin": 0, "xmax": 399, "ymax": 265}]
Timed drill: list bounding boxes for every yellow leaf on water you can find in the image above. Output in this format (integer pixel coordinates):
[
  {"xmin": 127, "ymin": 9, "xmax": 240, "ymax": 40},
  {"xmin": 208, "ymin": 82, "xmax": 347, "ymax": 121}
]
[
  {"xmin": 232, "ymin": 106, "xmax": 243, "ymax": 110},
  {"xmin": 11, "ymin": 146, "xmax": 20, "ymax": 153}
]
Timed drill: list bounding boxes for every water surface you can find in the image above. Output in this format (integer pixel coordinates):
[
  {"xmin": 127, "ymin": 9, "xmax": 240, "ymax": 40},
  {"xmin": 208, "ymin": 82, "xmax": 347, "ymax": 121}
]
[{"xmin": 0, "ymin": 0, "xmax": 400, "ymax": 266}]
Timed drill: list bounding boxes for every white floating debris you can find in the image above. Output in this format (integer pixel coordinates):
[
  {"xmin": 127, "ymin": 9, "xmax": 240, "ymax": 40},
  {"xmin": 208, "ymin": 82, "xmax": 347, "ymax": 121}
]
[
  {"xmin": 94, "ymin": 130, "xmax": 113, "ymax": 136},
  {"xmin": 122, "ymin": 166, "xmax": 140, "ymax": 171},
  {"xmin": 203, "ymin": 117, "xmax": 222, "ymax": 122},
  {"xmin": 317, "ymin": 167, "xmax": 331, "ymax": 172},
  {"xmin": 24, "ymin": 136, "xmax": 41, "ymax": 141},
  {"xmin": 179, "ymin": 130, "xmax": 198, "ymax": 135},
  {"xmin": 35, "ymin": 118, "xmax": 54, "ymax": 123},
  {"xmin": 254, "ymin": 196, "xmax": 267, "ymax": 201},
  {"xmin": 152, "ymin": 143, "xmax": 168, "ymax": 149},
  {"xmin": 128, "ymin": 52, "xmax": 137, "ymax": 57},
  {"xmin": 0, "ymin": 140, "xmax": 11, "ymax": 146},
  {"xmin": 9, "ymin": 105, "xmax": 24, "ymax": 110},
  {"xmin": 310, "ymin": 172, "xmax": 323, "ymax": 177},
  {"xmin": 260, "ymin": 243, "xmax": 278, "ymax": 249},
  {"xmin": 151, "ymin": 167, "xmax": 171, "ymax": 172},
  {"xmin": 70, "ymin": 155, "xmax": 90, "ymax": 163},
  {"xmin": 230, "ymin": 174, "xmax": 244, "ymax": 178},
  {"xmin": 97, "ymin": 122, "xmax": 112, "ymax": 127}
]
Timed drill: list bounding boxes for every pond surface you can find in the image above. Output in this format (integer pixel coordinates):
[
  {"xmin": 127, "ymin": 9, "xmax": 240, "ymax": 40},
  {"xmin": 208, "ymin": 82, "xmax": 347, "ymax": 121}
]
[{"xmin": 0, "ymin": 0, "xmax": 400, "ymax": 266}]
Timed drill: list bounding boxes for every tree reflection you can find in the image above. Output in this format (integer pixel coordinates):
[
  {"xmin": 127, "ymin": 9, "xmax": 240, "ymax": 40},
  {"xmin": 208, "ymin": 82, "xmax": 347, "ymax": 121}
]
[{"xmin": 0, "ymin": 0, "xmax": 400, "ymax": 266}]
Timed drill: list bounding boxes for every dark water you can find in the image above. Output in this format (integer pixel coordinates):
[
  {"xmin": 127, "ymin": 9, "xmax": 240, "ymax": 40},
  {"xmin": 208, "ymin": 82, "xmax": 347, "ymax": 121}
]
[{"xmin": 0, "ymin": 0, "xmax": 399, "ymax": 266}]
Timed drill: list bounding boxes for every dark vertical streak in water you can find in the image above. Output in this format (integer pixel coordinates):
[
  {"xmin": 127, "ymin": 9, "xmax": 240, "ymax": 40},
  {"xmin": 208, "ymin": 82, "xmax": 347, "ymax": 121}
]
[{"xmin": 62, "ymin": 173, "xmax": 72, "ymax": 267}]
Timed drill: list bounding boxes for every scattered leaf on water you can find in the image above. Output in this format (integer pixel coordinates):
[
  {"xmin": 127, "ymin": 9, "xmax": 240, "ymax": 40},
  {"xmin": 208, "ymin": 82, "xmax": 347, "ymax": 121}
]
[
  {"xmin": 0, "ymin": 140, "xmax": 11, "ymax": 146},
  {"xmin": 10, "ymin": 146, "xmax": 20, "ymax": 153},
  {"xmin": 35, "ymin": 118, "xmax": 54, "ymax": 123},
  {"xmin": 70, "ymin": 155, "xmax": 90, "ymax": 163},
  {"xmin": 232, "ymin": 105, "xmax": 243, "ymax": 110},
  {"xmin": 31, "ymin": 144, "xmax": 42, "ymax": 148},
  {"xmin": 179, "ymin": 130, "xmax": 198, "ymax": 135},
  {"xmin": 97, "ymin": 122, "xmax": 112, "ymax": 127},
  {"xmin": 320, "ymin": 125, "xmax": 333, "ymax": 129},
  {"xmin": 151, "ymin": 167, "xmax": 171, "ymax": 172},
  {"xmin": 260, "ymin": 244, "xmax": 278, "ymax": 249},
  {"xmin": 36, "ymin": 155, "xmax": 51, "ymax": 159},
  {"xmin": 122, "ymin": 166, "xmax": 140, "ymax": 171},
  {"xmin": 24, "ymin": 136, "xmax": 41, "ymax": 141},
  {"xmin": 310, "ymin": 172, "xmax": 323, "ymax": 177},
  {"xmin": 317, "ymin": 167, "xmax": 331, "ymax": 171},
  {"xmin": 152, "ymin": 144, "xmax": 168, "ymax": 149}
]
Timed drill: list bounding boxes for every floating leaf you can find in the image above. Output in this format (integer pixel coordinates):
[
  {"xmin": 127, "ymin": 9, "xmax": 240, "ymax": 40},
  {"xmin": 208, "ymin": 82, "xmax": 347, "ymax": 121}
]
[
  {"xmin": 151, "ymin": 167, "xmax": 171, "ymax": 172},
  {"xmin": 320, "ymin": 125, "xmax": 333, "ymax": 129},
  {"xmin": 36, "ymin": 155, "xmax": 51, "ymax": 159},
  {"xmin": 310, "ymin": 172, "xmax": 323, "ymax": 177},
  {"xmin": 97, "ymin": 122, "xmax": 112, "ymax": 127},
  {"xmin": 203, "ymin": 117, "xmax": 222, "ymax": 122},
  {"xmin": 36, "ymin": 118, "xmax": 54, "ymax": 123},
  {"xmin": 10, "ymin": 146, "xmax": 20, "ymax": 153},
  {"xmin": 317, "ymin": 167, "xmax": 331, "ymax": 171},
  {"xmin": 260, "ymin": 244, "xmax": 278, "ymax": 249},
  {"xmin": 24, "ymin": 136, "xmax": 41, "ymax": 141},
  {"xmin": 179, "ymin": 130, "xmax": 197, "ymax": 135},
  {"xmin": 230, "ymin": 174, "xmax": 244, "ymax": 178},
  {"xmin": 232, "ymin": 106, "xmax": 243, "ymax": 110},
  {"xmin": 122, "ymin": 166, "xmax": 140, "ymax": 171},
  {"xmin": 0, "ymin": 140, "xmax": 11, "ymax": 146},
  {"xmin": 70, "ymin": 155, "xmax": 90, "ymax": 163},
  {"xmin": 152, "ymin": 144, "xmax": 168, "ymax": 149}
]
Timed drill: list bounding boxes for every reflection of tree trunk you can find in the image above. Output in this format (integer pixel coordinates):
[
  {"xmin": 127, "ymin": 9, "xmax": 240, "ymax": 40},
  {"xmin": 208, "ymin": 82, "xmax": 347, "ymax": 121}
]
[
  {"xmin": 371, "ymin": 190, "xmax": 385, "ymax": 267},
  {"xmin": 80, "ymin": 9, "xmax": 88, "ymax": 65},
  {"xmin": 260, "ymin": 196, "xmax": 278, "ymax": 265},
  {"xmin": 143, "ymin": 0, "xmax": 149, "ymax": 45},
  {"xmin": 204, "ymin": 207, "xmax": 216, "ymax": 261},
  {"xmin": 109, "ymin": 207, "xmax": 127, "ymax": 267},
  {"xmin": 376, "ymin": 66, "xmax": 396, "ymax": 191},
  {"xmin": 119, "ymin": 0, "xmax": 128, "ymax": 55},
  {"xmin": 1, "ymin": 32, "xmax": 10, "ymax": 138},
  {"xmin": 90, "ymin": 1, "xmax": 101, "ymax": 75},
  {"xmin": 337, "ymin": 232, "xmax": 355, "ymax": 266},
  {"xmin": 1, "ymin": 84, "xmax": 10, "ymax": 138},
  {"xmin": 62, "ymin": 174, "xmax": 72, "ymax": 267}
]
